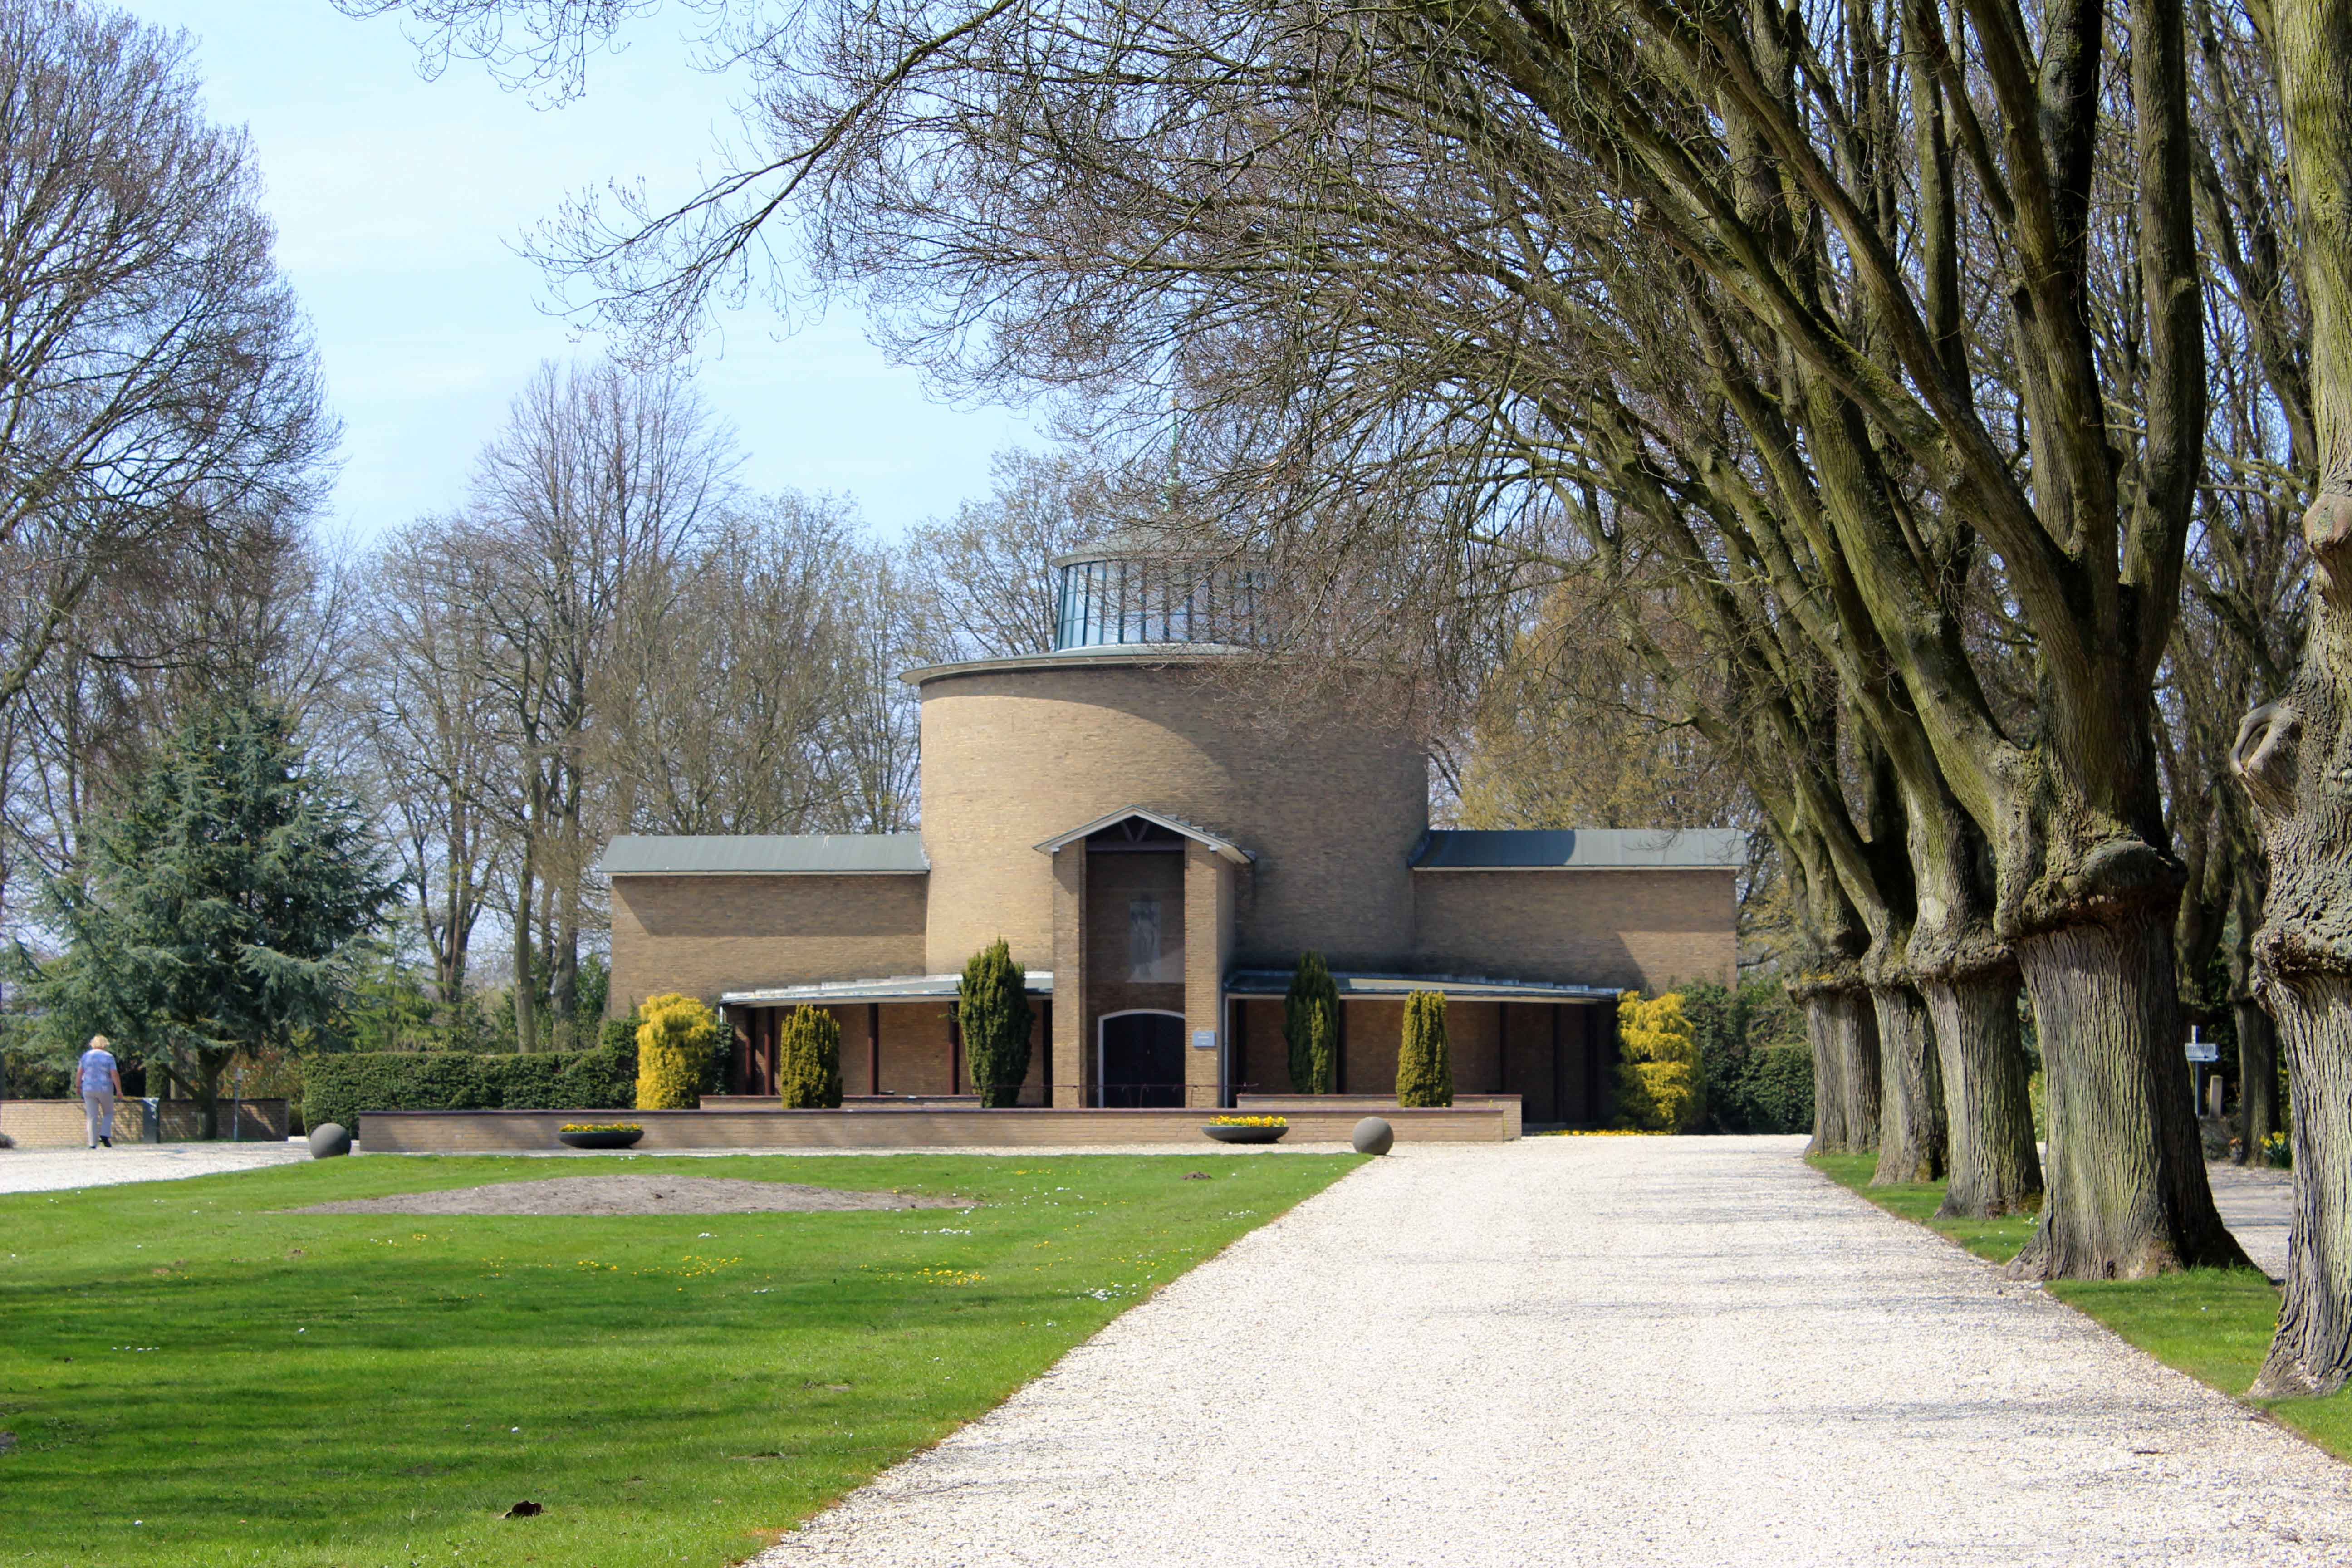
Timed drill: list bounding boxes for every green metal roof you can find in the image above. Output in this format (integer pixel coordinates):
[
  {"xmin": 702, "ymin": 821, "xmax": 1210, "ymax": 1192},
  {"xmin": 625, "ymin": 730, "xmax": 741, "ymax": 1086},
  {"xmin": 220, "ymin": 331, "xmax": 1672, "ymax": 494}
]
[
  {"xmin": 1410, "ymin": 828, "xmax": 1744, "ymax": 871},
  {"xmin": 1223, "ymin": 970, "xmax": 1616, "ymax": 1001}
]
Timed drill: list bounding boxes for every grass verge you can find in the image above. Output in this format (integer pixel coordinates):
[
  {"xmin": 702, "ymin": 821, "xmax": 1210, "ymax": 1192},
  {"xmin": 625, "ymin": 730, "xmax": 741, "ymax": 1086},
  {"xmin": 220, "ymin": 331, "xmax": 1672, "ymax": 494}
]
[
  {"xmin": 0, "ymin": 1150, "xmax": 1359, "ymax": 1567},
  {"xmin": 1807, "ymin": 1152, "xmax": 2352, "ymax": 1462}
]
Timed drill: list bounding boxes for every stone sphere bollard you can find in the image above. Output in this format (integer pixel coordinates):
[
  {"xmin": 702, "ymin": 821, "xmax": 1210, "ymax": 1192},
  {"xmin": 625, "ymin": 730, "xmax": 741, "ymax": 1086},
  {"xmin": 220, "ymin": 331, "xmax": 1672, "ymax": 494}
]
[
  {"xmin": 308, "ymin": 1122, "xmax": 352, "ymax": 1159},
  {"xmin": 1352, "ymin": 1116, "xmax": 1395, "ymax": 1156}
]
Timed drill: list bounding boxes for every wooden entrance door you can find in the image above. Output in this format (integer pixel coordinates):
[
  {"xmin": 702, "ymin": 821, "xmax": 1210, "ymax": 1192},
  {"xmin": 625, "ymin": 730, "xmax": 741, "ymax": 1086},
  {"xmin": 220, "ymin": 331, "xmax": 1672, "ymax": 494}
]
[{"xmin": 1099, "ymin": 1011, "xmax": 1186, "ymax": 1107}]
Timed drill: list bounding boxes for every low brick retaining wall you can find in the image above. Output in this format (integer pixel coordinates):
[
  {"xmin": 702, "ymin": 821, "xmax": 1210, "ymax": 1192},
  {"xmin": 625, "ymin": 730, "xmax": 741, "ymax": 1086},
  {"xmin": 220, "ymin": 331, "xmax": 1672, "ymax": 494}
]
[
  {"xmin": 1237, "ymin": 1093, "xmax": 1524, "ymax": 1141},
  {"xmin": 358, "ymin": 1103, "xmax": 1512, "ymax": 1153},
  {"xmin": 1, "ymin": 1098, "xmax": 285, "ymax": 1147},
  {"xmin": 1, "ymin": 1099, "xmax": 98, "ymax": 1148},
  {"xmin": 157, "ymin": 1099, "xmax": 287, "ymax": 1142}
]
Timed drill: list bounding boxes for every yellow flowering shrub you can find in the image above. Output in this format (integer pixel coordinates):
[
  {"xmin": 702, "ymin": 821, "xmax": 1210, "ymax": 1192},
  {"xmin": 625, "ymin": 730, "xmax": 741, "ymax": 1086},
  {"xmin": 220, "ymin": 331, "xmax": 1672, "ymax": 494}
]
[
  {"xmin": 1614, "ymin": 990, "xmax": 1704, "ymax": 1132},
  {"xmin": 635, "ymin": 992, "xmax": 720, "ymax": 1110}
]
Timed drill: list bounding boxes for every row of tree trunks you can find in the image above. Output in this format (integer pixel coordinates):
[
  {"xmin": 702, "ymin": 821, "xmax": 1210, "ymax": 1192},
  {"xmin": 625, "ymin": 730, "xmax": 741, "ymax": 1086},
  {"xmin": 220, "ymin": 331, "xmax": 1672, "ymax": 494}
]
[
  {"xmin": 1804, "ymin": 989, "xmax": 1881, "ymax": 1156},
  {"xmin": 1923, "ymin": 975, "xmax": 2045, "ymax": 1217},
  {"xmin": 1871, "ymin": 985, "xmax": 1945, "ymax": 1184},
  {"xmin": 2009, "ymin": 913, "xmax": 2251, "ymax": 1278}
]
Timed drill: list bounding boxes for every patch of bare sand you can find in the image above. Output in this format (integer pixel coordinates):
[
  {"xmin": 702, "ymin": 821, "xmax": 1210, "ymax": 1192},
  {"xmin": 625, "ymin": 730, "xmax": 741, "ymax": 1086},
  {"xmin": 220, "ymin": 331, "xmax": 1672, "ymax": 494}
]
[{"xmin": 285, "ymin": 1175, "xmax": 972, "ymax": 1216}]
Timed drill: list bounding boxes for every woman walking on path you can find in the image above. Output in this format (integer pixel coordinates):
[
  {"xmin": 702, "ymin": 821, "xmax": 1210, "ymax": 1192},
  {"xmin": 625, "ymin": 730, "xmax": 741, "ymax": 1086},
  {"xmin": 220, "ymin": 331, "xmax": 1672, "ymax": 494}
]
[{"xmin": 78, "ymin": 1036, "xmax": 121, "ymax": 1148}]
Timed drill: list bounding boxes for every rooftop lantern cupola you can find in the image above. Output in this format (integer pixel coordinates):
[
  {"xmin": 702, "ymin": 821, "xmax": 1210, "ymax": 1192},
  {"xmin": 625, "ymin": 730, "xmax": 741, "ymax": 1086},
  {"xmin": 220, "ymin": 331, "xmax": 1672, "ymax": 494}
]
[{"xmin": 1050, "ymin": 529, "xmax": 1266, "ymax": 651}]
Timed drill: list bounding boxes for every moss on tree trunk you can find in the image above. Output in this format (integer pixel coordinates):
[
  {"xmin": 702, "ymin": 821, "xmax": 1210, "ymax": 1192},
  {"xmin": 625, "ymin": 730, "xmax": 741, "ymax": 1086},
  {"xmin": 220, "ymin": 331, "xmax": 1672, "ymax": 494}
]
[
  {"xmin": 2008, "ymin": 914, "xmax": 2250, "ymax": 1279},
  {"xmin": 1870, "ymin": 985, "xmax": 1945, "ymax": 1184},
  {"xmin": 1923, "ymin": 973, "xmax": 2043, "ymax": 1217},
  {"xmin": 1803, "ymin": 989, "xmax": 1879, "ymax": 1156}
]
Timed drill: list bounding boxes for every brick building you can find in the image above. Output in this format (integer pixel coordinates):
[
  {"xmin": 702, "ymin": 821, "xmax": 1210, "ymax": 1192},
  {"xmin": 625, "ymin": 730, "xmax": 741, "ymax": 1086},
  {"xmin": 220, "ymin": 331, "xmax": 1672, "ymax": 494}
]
[{"xmin": 605, "ymin": 534, "xmax": 1739, "ymax": 1124}]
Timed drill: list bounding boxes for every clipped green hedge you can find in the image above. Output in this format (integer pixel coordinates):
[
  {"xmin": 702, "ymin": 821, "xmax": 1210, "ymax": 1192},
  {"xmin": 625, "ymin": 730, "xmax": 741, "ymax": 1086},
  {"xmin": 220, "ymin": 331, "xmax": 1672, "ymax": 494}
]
[{"xmin": 302, "ymin": 1047, "xmax": 636, "ymax": 1133}]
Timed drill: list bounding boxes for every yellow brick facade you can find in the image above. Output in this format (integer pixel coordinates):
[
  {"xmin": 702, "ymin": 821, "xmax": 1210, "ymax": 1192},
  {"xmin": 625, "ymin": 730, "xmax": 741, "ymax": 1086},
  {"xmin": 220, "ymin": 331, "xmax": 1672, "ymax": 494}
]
[
  {"xmin": 609, "ymin": 872, "xmax": 927, "ymax": 1016},
  {"xmin": 606, "ymin": 647, "xmax": 1735, "ymax": 1124}
]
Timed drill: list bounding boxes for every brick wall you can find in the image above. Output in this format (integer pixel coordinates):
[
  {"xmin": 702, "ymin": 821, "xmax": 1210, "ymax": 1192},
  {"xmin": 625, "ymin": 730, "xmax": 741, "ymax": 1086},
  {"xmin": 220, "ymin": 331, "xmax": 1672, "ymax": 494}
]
[
  {"xmin": 916, "ymin": 658, "xmax": 1426, "ymax": 975},
  {"xmin": 609, "ymin": 872, "xmax": 928, "ymax": 1015},
  {"xmin": 1411, "ymin": 868, "xmax": 1737, "ymax": 991},
  {"xmin": 1, "ymin": 1099, "xmax": 95, "ymax": 1148},
  {"xmin": 360, "ymin": 1103, "xmax": 1513, "ymax": 1152}
]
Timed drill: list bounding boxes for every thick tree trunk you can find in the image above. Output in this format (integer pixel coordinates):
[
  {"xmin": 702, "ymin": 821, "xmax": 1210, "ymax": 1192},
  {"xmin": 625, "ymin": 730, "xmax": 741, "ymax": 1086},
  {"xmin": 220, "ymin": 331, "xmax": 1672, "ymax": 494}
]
[
  {"xmin": 2237, "ymin": 997, "xmax": 2282, "ymax": 1162},
  {"xmin": 2255, "ymin": 978, "xmax": 2352, "ymax": 1392},
  {"xmin": 1871, "ymin": 984, "xmax": 1945, "ymax": 1183},
  {"xmin": 1804, "ymin": 991, "xmax": 1847, "ymax": 1153},
  {"xmin": 1803, "ymin": 989, "xmax": 1880, "ymax": 1155},
  {"xmin": 551, "ymin": 880, "xmax": 581, "ymax": 1052},
  {"xmin": 2236, "ymin": 0, "xmax": 2352, "ymax": 1398},
  {"xmin": 196, "ymin": 1050, "xmax": 225, "ymax": 1142},
  {"xmin": 511, "ymin": 843, "xmax": 538, "ymax": 1054},
  {"xmin": 1924, "ymin": 973, "xmax": 2044, "ymax": 1216},
  {"xmin": 2009, "ymin": 912, "xmax": 2250, "ymax": 1277}
]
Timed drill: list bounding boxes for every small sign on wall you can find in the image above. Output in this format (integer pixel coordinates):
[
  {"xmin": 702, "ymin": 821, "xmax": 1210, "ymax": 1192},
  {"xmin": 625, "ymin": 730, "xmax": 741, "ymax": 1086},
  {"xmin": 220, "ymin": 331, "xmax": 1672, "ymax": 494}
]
[{"xmin": 1191, "ymin": 1029, "xmax": 1218, "ymax": 1052}]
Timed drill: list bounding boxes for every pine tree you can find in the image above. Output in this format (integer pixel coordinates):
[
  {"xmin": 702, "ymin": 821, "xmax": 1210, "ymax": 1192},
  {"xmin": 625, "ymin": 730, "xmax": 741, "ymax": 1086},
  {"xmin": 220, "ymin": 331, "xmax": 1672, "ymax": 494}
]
[
  {"xmin": 958, "ymin": 939, "xmax": 1033, "ymax": 1107},
  {"xmin": 777, "ymin": 1004, "xmax": 843, "ymax": 1108},
  {"xmin": 1284, "ymin": 950, "xmax": 1339, "ymax": 1094},
  {"xmin": 22, "ymin": 698, "xmax": 395, "ymax": 1138},
  {"xmin": 1396, "ymin": 990, "xmax": 1454, "ymax": 1107}
]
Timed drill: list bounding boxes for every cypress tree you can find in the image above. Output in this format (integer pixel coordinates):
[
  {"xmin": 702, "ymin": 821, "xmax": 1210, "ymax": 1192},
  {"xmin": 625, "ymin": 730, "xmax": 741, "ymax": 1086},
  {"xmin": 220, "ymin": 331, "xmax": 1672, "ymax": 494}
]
[
  {"xmin": 1396, "ymin": 990, "xmax": 1454, "ymax": 1107},
  {"xmin": 958, "ymin": 939, "xmax": 1034, "ymax": 1107},
  {"xmin": 777, "ymin": 1004, "xmax": 843, "ymax": 1108},
  {"xmin": 1283, "ymin": 950, "xmax": 1339, "ymax": 1093}
]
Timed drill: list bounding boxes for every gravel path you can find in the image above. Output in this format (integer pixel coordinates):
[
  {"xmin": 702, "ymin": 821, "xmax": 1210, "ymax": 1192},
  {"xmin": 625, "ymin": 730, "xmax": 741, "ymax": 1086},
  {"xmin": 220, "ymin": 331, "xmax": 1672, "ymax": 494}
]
[
  {"xmin": 0, "ymin": 1141, "xmax": 307, "ymax": 1194},
  {"xmin": 757, "ymin": 1136, "xmax": 2352, "ymax": 1568},
  {"xmin": 2210, "ymin": 1160, "xmax": 2293, "ymax": 1277}
]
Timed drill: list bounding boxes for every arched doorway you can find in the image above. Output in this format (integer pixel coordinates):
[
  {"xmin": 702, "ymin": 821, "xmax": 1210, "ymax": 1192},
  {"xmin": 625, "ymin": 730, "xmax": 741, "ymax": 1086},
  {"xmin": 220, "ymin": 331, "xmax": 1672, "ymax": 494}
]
[{"xmin": 1098, "ymin": 1010, "xmax": 1186, "ymax": 1107}]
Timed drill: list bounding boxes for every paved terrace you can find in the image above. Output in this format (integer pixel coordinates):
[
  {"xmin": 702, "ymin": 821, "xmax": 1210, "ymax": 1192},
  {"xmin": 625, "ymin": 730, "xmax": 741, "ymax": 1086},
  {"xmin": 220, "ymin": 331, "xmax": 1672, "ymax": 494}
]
[{"xmin": 757, "ymin": 1136, "xmax": 2348, "ymax": 1568}]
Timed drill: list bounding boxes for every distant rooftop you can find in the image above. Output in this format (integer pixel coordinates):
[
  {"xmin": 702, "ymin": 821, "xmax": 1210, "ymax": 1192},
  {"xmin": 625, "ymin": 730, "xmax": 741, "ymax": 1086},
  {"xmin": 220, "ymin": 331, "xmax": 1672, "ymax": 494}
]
[
  {"xmin": 603, "ymin": 833, "xmax": 928, "ymax": 877},
  {"xmin": 722, "ymin": 972, "xmax": 1051, "ymax": 1006},
  {"xmin": 1410, "ymin": 828, "xmax": 1744, "ymax": 871}
]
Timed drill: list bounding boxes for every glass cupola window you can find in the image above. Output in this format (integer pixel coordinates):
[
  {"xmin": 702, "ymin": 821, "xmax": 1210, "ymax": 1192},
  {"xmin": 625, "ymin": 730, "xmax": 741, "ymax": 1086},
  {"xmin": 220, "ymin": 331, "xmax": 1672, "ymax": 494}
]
[{"xmin": 1052, "ymin": 534, "xmax": 1265, "ymax": 650}]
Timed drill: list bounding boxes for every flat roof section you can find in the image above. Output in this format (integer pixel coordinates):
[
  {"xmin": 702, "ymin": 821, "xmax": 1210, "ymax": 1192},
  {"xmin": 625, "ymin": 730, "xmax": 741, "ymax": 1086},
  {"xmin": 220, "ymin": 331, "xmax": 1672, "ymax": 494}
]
[
  {"xmin": 1223, "ymin": 970, "xmax": 1618, "ymax": 1002},
  {"xmin": 1409, "ymin": 828, "xmax": 1745, "ymax": 871},
  {"xmin": 603, "ymin": 833, "xmax": 929, "ymax": 877},
  {"xmin": 720, "ymin": 972, "xmax": 1054, "ymax": 1007}
]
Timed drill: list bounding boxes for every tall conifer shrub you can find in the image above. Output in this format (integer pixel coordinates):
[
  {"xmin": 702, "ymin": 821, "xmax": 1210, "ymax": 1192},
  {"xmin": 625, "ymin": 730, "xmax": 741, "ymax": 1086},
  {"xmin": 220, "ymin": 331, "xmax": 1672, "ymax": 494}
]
[
  {"xmin": 1615, "ymin": 991, "xmax": 1704, "ymax": 1132},
  {"xmin": 1396, "ymin": 990, "xmax": 1454, "ymax": 1107},
  {"xmin": 1284, "ymin": 951, "xmax": 1339, "ymax": 1093},
  {"xmin": 635, "ymin": 992, "xmax": 718, "ymax": 1109},
  {"xmin": 777, "ymin": 1004, "xmax": 843, "ymax": 1108},
  {"xmin": 958, "ymin": 939, "xmax": 1033, "ymax": 1107}
]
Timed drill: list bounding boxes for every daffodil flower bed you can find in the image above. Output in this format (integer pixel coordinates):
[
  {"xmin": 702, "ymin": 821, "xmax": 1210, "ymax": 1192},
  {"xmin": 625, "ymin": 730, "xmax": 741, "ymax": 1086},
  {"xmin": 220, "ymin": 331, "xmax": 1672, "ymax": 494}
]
[
  {"xmin": 1208, "ymin": 1115, "xmax": 1288, "ymax": 1128},
  {"xmin": 1544, "ymin": 1127, "xmax": 1666, "ymax": 1136},
  {"xmin": 559, "ymin": 1122, "xmax": 643, "ymax": 1134}
]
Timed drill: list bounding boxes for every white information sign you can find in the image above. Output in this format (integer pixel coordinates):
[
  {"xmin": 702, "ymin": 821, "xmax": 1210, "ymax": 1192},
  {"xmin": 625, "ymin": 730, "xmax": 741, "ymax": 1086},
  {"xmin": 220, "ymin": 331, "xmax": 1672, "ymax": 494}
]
[{"xmin": 2186, "ymin": 1040, "xmax": 2220, "ymax": 1063}]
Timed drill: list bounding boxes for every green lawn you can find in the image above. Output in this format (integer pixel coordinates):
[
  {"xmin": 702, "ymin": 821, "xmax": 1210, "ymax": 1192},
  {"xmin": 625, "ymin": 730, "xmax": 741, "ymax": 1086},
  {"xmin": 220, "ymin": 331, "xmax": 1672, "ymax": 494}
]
[
  {"xmin": 0, "ymin": 1152, "xmax": 1359, "ymax": 1568},
  {"xmin": 1807, "ymin": 1153, "xmax": 2352, "ymax": 1460}
]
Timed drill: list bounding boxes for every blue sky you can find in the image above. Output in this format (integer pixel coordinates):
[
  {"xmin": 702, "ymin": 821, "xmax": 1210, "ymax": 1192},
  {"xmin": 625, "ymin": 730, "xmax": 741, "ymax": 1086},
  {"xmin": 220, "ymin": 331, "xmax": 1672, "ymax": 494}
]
[{"xmin": 127, "ymin": 1, "xmax": 1042, "ymax": 543}]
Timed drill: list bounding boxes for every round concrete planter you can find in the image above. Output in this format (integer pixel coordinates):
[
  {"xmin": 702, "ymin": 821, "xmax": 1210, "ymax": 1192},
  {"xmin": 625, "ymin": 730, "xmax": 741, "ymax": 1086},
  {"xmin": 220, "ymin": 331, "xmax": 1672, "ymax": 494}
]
[
  {"xmin": 558, "ymin": 1128, "xmax": 644, "ymax": 1150},
  {"xmin": 1201, "ymin": 1124, "xmax": 1288, "ymax": 1145}
]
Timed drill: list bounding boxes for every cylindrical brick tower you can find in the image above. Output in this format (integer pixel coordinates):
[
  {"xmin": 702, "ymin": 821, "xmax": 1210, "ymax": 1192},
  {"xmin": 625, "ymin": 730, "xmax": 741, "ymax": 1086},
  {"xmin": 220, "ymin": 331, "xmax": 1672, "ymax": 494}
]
[{"xmin": 909, "ymin": 534, "xmax": 1426, "ymax": 975}]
